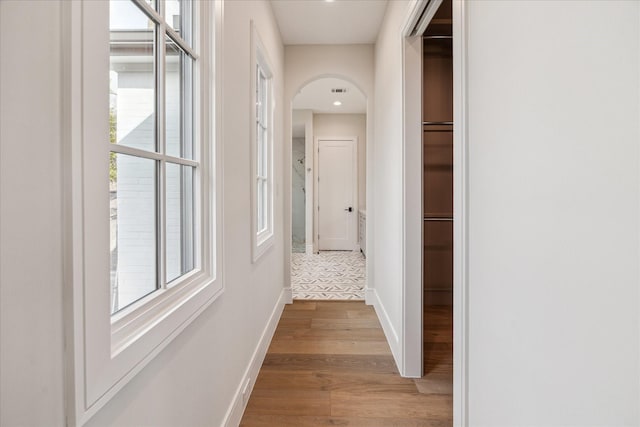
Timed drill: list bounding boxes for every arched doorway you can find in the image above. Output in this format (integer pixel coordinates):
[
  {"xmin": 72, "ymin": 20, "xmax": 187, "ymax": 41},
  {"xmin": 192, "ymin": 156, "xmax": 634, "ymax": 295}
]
[{"xmin": 289, "ymin": 77, "xmax": 368, "ymax": 300}]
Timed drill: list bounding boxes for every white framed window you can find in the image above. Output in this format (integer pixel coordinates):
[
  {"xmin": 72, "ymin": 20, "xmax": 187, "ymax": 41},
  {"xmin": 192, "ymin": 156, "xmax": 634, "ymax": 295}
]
[
  {"xmin": 63, "ymin": 0, "xmax": 222, "ymax": 424},
  {"xmin": 251, "ymin": 22, "xmax": 275, "ymax": 262},
  {"xmin": 109, "ymin": 0, "xmax": 197, "ymax": 315}
]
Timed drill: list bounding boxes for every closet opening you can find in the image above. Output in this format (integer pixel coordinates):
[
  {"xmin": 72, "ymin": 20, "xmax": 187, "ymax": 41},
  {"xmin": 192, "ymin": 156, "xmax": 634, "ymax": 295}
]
[{"xmin": 417, "ymin": 0, "xmax": 454, "ymax": 417}]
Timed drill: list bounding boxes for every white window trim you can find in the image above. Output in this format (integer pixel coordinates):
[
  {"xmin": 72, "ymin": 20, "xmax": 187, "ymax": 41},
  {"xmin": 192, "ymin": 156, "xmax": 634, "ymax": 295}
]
[
  {"xmin": 62, "ymin": 1, "xmax": 224, "ymax": 425},
  {"xmin": 250, "ymin": 22, "xmax": 275, "ymax": 262}
]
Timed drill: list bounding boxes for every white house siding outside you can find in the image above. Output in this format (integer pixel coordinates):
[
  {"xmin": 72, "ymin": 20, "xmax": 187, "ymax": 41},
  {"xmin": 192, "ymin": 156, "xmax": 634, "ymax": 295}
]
[{"xmin": 110, "ymin": 35, "xmax": 186, "ymax": 313}]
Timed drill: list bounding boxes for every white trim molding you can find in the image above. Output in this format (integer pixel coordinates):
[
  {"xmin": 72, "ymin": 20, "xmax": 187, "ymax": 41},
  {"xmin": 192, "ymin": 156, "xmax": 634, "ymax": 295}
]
[
  {"xmin": 364, "ymin": 287, "xmax": 375, "ymax": 306},
  {"xmin": 62, "ymin": 1, "xmax": 224, "ymax": 425},
  {"xmin": 370, "ymin": 289, "xmax": 401, "ymax": 368},
  {"xmin": 452, "ymin": 0, "xmax": 469, "ymax": 424},
  {"xmin": 250, "ymin": 21, "xmax": 276, "ymax": 263},
  {"xmin": 400, "ymin": 0, "xmax": 443, "ymax": 380},
  {"xmin": 399, "ymin": 24, "xmax": 429, "ymax": 380},
  {"xmin": 398, "ymin": 0, "xmax": 469, "ymax": 424}
]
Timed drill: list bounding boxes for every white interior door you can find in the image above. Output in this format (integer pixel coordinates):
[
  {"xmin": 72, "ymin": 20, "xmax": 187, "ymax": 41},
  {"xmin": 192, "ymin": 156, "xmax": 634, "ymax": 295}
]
[{"xmin": 317, "ymin": 138, "xmax": 356, "ymax": 250}]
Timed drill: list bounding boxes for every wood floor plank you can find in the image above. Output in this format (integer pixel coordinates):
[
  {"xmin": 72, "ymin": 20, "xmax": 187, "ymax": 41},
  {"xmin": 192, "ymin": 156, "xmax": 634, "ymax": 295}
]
[
  {"xmin": 273, "ymin": 327, "xmax": 386, "ymax": 341},
  {"xmin": 253, "ymin": 370, "xmax": 417, "ymax": 394},
  {"xmin": 253, "ymin": 370, "xmax": 333, "ymax": 391},
  {"xmin": 281, "ymin": 309, "xmax": 349, "ymax": 319},
  {"xmin": 345, "ymin": 309, "xmax": 379, "ymax": 319},
  {"xmin": 414, "ymin": 373, "xmax": 453, "ymax": 395},
  {"xmin": 330, "ymin": 391, "xmax": 452, "ymax": 419},
  {"xmin": 287, "ymin": 301, "xmax": 318, "ymax": 311},
  {"xmin": 275, "ymin": 317, "xmax": 312, "ymax": 329},
  {"xmin": 243, "ymin": 389, "xmax": 331, "ymax": 416},
  {"xmin": 241, "ymin": 301, "xmax": 453, "ymax": 425},
  {"xmin": 241, "ymin": 415, "xmax": 450, "ymax": 427},
  {"xmin": 260, "ymin": 353, "xmax": 400, "ymax": 374},
  {"xmin": 314, "ymin": 301, "xmax": 372, "ymax": 310},
  {"xmin": 310, "ymin": 317, "xmax": 381, "ymax": 329},
  {"xmin": 268, "ymin": 339, "xmax": 391, "ymax": 355},
  {"xmin": 418, "ymin": 307, "xmax": 452, "ymax": 383}
]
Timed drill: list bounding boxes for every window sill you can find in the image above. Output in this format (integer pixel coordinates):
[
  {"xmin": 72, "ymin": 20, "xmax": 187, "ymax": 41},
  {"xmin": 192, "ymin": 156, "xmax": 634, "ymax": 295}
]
[{"xmin": 253, "ymin": 231, "xmax": 275, "ymax": 263}]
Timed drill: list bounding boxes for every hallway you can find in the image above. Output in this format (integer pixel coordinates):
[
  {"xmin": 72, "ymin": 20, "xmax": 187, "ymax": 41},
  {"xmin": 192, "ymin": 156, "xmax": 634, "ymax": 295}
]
[
  {"xmin": 3, "ymin": 1, "xmax": 639, "ymax": 425},
  {"xmin": 240, "ymin": 301, "xmax": 452, "ymax": 426}
]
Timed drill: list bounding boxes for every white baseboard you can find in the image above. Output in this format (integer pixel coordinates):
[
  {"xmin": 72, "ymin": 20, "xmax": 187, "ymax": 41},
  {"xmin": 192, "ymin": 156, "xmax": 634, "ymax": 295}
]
[
  {"xmin": 222, "ymin": 288, "xmax": 286, "ymax": 427},
  {"xmin": 283, "ymin": 286, "xmax": 293, "ymax": 304},
  {"xmin": 364, "ymin": 287, "xmax": 375, "ymax": 305},
  {"xmin": 305, "ymin": 243, "xmax": 313, "ymax": 255},
  {"xmin": 369, "ymin": 288, "xmax": 402, "ymax": 374}
]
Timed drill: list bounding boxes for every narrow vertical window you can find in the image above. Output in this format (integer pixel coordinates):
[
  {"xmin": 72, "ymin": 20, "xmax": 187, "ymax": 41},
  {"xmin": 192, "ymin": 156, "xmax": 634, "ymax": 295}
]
[
  {"xmin": 251, "ymin": 25, "xmax": 274, "ymax": 261},
  {"xmin": 109, "ymin": 0, "xmax": 197, "ymax": 314}
]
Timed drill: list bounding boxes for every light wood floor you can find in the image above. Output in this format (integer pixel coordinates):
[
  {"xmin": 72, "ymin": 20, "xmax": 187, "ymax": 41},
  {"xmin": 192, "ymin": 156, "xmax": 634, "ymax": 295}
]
[{"xmin": 240, "ymin": 301, "xmax": 453, "ymax": 426}]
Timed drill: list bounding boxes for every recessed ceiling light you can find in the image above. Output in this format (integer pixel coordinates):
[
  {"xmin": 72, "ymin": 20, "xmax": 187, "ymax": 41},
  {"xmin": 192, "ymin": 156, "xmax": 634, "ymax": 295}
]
[
  {"xmin": 325, "ymin": 0, "xmax": 335, "ymax": 2},
  {"xmin": 333, "ymin": 101, "xmax": 342, "ymax": 106}
]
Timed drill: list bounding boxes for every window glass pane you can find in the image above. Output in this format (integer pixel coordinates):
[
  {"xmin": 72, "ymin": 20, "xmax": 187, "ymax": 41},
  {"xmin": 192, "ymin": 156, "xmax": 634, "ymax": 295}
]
[
  {"xmin": 261, "ymin": 128, "xmax": 268, "ymax": 177},
  {"xmin": 257, "ymin": 179, "xmax": 264, "ymax": 232},
  {"xmin": 256, "ymin": 67, "xmax": 263, "ymax": 125},
  {"xmin": 260, "ymin": 72, "xmax": 267, "ymax": 124},
  {"xmin": 110, "ymin": 0, "xmax": 157, "ymax": 153},
  {"xmin": 165, "ymin": 0, "xmax": 191, "ymax": 45},
  {"xmin": 261, "ymin": 179, "xmax": 268, "ymax": 232},
  {"xmin": 257, "ymin": 124, "xmax": 264, "ymax": 177},
  {"xmin": 166, "ymin": 163, "xmax": 195, "ymax": 283},
  {"xmin": 166, "ymin": 37, "xmax": 193, "ymax": 159},
  {"xmin": 110, "ymin": 153, "xmax": 158, "ymax": 314}
]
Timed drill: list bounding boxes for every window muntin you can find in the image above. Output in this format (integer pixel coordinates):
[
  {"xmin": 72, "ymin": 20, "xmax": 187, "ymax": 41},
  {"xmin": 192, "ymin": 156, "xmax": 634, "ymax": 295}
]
[
  {"xmin": 109, "ymin": 0, "xmax": 197, "ymax": 315},
  {"xmin": 256, "ymin": 64, "xmax": 269, "ymax": 235}
]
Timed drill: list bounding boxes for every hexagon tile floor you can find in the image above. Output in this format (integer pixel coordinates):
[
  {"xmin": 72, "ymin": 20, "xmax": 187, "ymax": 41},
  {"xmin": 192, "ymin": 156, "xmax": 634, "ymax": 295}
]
[{"xmin": 291, "ymin": 251, "xmax": 365, "ymax": 300}]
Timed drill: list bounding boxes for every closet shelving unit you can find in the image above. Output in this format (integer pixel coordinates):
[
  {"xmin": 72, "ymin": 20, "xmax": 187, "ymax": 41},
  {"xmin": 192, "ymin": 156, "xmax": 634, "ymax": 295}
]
[{"xmin": 423, "ymin": 30, "xmax": 453, "ymax": 307}]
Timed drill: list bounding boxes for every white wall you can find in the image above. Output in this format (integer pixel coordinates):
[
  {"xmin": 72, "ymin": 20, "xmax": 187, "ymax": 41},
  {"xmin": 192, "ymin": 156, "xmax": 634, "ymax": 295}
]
[
  {"xmin": 89, "ymin": 1, "xmax": 285, "ymax": 424},
  {"xmin": 371, "ymin": 0, "xmax": 410, "ymax": 364},
  {"xmin": 313, "ymin": 113, "xmax": 367, "ymax": 211},
  {"xmin": 0, "ymin": 1, "xmax": 66, "ymax": 424},
  {"xmin": 464, "ymin": 1, "xmax": 639, "ymax": 424},
  {"xmin": 0, "ymin": 1, "xmax": 286, "ymax": 426}
]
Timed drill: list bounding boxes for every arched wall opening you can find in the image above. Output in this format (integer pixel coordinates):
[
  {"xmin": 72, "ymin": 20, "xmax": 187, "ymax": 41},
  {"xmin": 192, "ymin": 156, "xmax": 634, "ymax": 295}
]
[
  {"xmin": 290, "ymin": 77, "xmax": 367, "ymax": 256},
  {"xmin": 282, "ymin": 44, "xmax": 375, "ymax": 305}
]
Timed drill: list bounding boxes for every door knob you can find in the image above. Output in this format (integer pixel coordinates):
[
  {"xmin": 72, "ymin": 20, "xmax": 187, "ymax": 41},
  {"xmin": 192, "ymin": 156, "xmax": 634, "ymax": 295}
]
[{"xmin": 345, "ymin": 207, "xmax": 353, "ymax": 212}]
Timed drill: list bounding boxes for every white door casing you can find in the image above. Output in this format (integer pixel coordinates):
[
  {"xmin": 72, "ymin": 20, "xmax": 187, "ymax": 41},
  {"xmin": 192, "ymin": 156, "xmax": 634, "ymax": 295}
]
[{"xmin": 316, "ymin": 138, "xmax": 357, "ymax": 251}]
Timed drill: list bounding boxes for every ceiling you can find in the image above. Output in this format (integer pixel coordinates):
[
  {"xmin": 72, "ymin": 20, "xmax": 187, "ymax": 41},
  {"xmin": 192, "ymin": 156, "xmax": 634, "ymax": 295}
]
[
  {"xmin": 292, "ymin": 77, "xmax": 366, "ymax": 114},
  {"xmin": 270, "ymin": 0, "xmax": 388, "ymax": 45}
]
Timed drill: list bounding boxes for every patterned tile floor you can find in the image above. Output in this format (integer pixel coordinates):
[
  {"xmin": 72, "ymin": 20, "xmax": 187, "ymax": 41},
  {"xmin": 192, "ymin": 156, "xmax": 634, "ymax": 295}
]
[{"xmin": 291, "ymin": 251, "xmax": 366, "ymax": 300}]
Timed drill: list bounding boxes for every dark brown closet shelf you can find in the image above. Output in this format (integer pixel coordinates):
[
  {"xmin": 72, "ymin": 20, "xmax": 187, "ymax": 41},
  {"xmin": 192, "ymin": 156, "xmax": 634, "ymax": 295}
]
[
  {"xmin": 423, "ymin": 121, "xmax": 453, "ymax": 125},
  {"xmin": 424, "ymin": 212, "xmax": 453, "ymax": 218}
]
